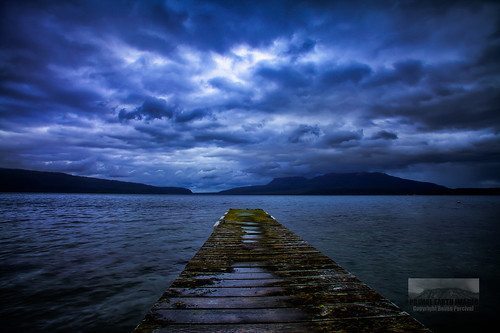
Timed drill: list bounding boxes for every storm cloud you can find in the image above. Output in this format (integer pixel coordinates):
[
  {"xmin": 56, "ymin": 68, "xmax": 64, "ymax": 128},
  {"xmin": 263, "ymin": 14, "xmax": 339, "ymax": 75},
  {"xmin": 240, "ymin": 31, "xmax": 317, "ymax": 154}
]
[{"xmin": 1, "ymin": 0, "xmax": 499, "ymax": 191}]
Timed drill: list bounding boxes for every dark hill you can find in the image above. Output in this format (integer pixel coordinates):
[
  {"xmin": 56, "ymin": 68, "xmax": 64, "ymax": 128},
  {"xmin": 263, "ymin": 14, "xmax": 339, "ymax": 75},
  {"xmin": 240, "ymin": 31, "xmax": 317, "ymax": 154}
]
[
  {"xmin": 0, "ymin": 168, "xmax": 192, "ymax": 194},
  {"xmin": 219, "ymin": 172, "xmax": 449, "ymax": 195}
]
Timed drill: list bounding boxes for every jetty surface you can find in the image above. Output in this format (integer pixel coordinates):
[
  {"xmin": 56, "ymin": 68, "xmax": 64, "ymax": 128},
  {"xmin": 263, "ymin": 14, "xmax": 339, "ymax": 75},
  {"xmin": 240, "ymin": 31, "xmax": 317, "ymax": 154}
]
[{"xmin": 134, "ymin": 209, "xmax": 430, "ymax": 332}]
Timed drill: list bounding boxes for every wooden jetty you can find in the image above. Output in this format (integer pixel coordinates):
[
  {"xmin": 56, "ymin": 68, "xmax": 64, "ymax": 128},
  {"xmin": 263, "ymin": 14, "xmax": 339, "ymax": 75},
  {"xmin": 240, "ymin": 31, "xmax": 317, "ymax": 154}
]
[{"xmin": 134, "ymin": 209, "xmax": 430, "ymax": 332}]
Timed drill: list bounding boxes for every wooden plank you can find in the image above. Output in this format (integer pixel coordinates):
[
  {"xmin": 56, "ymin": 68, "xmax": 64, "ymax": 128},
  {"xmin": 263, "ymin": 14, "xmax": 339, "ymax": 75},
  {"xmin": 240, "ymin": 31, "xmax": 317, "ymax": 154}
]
[
  {"xmin": 134, "ymin": 209, "xmax": 431, "ymax": 332},
  {"xmin": 168, "ymin": 286, "xmax": 287, "ymax": 297},
  {"xmin": 140, "ymin": 318, "xmax": 430, "ymax": 333},
  {"xmin": 150, "ymin": 308, "xmax": 309, "ymax": 324},
  {"xmin": 153, "ymin": 296, "xmax": 292, "ymax": 309},
  {"xmin": 146, "ymin": 322, "xmax": 311, "ymax": 332}
]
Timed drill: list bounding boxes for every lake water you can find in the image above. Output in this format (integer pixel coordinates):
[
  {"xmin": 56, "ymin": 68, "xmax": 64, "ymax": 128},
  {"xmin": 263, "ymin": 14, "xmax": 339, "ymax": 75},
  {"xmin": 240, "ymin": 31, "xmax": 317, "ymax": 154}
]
[{"xmin": 1, "ymin": 194, "xmax": 499, "ymax": 332}]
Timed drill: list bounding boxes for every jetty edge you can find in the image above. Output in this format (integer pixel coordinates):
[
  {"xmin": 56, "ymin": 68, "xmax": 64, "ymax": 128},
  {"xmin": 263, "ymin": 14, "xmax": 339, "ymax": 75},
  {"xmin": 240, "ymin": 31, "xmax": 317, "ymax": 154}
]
[{"xmin": 134, "ymin": 208, "xmax": 430, "ymax": 332}]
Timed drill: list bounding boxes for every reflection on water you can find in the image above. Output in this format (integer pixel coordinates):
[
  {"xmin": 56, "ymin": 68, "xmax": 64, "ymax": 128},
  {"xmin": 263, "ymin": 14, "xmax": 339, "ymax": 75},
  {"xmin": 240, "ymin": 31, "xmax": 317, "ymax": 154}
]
[{"xmin": 1, "ymin": 194, "xmax": 499, "ymax": 332}]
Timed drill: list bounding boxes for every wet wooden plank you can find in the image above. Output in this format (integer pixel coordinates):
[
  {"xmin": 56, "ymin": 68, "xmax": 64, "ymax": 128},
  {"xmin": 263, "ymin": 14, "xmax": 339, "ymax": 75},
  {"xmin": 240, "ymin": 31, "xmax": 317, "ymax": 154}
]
[
  {"xmin": 174, "ymin": 278, "xmax": 286, "ymax": 288},
  {"xmin": 141, "ymin": 317, "xmax": 430, "ymax": 333},
  {"xmin": 168, "ymin": 286, "xmax": 287, "ymax": 297},
  {"xmin": 153, "ymin": 296, "xmax": 292, "ymax": 309},
  {"xmin": 134, "ymin": 208, "xmax": 431, "ymax": 332},
  {"xmin": 149, "ymin": 308, "xmax": 310, "ymax": 324},
  {"xmin": 147, "ymin": 322, "xmax": 311, "ymax": 332},
  {"xmin": 150, "ymin": 302, "xmax": 407, "ymax": 324}
]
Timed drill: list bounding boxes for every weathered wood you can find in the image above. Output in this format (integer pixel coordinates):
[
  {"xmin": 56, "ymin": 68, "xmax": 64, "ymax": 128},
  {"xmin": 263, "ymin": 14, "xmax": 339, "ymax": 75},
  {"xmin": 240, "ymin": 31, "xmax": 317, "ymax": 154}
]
[{"xmin": 134, "ymin": 208, "xmax": 431, "ymax": 332}]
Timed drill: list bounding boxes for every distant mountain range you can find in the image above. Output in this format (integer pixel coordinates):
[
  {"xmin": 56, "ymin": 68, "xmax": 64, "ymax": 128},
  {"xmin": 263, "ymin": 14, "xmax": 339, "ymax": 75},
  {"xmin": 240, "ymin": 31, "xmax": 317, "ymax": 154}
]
[
  {"xmin": 219, "ymin": 172, "xmax": 500, "ymax": 195},
  {"xmin": 0, "ymin": 168, "xmax": 192, "ymax": 194},
  {"xmin": 1, "ymin": 168, "xmax": 499, "ymax": 195}
]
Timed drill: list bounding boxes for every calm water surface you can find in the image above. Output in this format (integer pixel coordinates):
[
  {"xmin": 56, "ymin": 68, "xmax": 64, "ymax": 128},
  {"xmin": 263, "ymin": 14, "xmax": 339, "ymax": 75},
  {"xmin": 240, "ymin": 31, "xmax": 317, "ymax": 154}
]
[{"xmin": 1, "ymin": 194, "xmax": 499, "ymax": 332}]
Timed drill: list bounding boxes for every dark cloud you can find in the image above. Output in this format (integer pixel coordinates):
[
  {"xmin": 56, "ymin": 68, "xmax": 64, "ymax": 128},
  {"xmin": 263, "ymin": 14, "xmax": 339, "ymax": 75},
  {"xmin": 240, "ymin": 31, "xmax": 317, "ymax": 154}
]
[
  {"xmin": 208, "ymin": 77, "xmax": 247, "ymax": 95},
  {"xmin": 119, "ymin": 98, "xmax": 178, "ymax": 121},
  {"xmin": 370, "ymin": 86, "xmax": 500, "ymax": 131},
  {"xmin": 255, "ymin": 64, "xmax": 313, "ymax": 90},
  {"xmin": 372, "ymin": 130, "xmax": 398, "ymax": 140},
  {"xmin": 323, "ymin": 130, "xmax": 364, "ymax": 146},
  {"xmin": 288, "ymin": 125, "xmax": 321, "ymax": 143},
  {"xmin": 175, "ymin": 108, "xmax": 212, "ymax": 123},
  {"xmin": 366, "ymin": 60, "xmax": 424, "ymax": 87},
  {"xmin": 131, "ymin": 125, "xmax": 182, "ymax": 146},
  {"xmin": 284, "ymin": 38, "xmax": 317, "ymax": 60},
  {"xmin": 242, "ymin": 122, "xmax": 264, "ymax": 132},
  {"xmin": 320, "ymin": 63, "xmax": 373, "ymax": 86},
  {"xmin": 1, "ymin": 0, "xmax": 499, "ymax": 191},
  {"xmin": 244, "ymin": 162, "xmax": 281, "ymax": 175},
  {"xmin": 194, "ymin": 130, "xmax": 256, "ymax": 146}
]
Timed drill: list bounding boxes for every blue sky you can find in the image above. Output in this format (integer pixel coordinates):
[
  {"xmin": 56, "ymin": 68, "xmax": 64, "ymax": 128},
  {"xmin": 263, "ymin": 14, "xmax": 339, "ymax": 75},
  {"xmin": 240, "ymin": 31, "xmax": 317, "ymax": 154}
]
[{"xmin": 1, "ymin": 0, "xmax": 499, "ymax": 192}]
